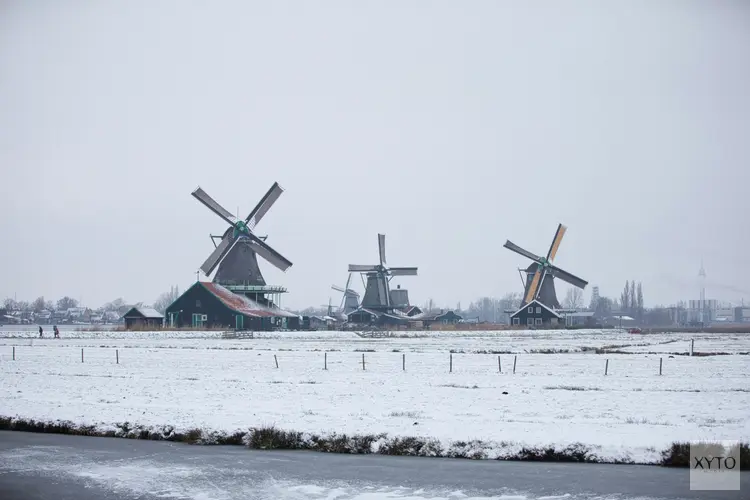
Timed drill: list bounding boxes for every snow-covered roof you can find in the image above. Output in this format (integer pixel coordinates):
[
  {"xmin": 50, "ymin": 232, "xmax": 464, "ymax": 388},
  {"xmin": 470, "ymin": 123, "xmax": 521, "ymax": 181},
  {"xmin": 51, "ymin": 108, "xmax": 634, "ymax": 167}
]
[
  {"xmin": 510, "ymin": 300, "xmax": 561, "ymax": 318},
  {"xmin": 202, "ymin": 282, "xmax": 298, "ymax": 318},
  {"xmin": 347, "ymin": 307, "xmax": 382, "ymax": 318},
  {"xmin": 131, "ymin": 307, "xmax": 164, "ymax": 319},
  {"xmin": 561, "ymin": 311, "xmax": 596, "ymax": 317},
  {"xmin": 611, "ymin": 315, "xmax": 634, "ymax": 321}
]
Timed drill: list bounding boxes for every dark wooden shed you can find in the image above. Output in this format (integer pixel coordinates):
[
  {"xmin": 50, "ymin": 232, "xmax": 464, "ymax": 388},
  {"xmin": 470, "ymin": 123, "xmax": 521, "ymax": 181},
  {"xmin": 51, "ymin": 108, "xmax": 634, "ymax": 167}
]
[
  {"xmin": 122, "ymin": 307, "xmax": 164, "ymax": 330},
  {"xmin": 510, "ymin": 300, "xmax": 561, "ymax": 327}
]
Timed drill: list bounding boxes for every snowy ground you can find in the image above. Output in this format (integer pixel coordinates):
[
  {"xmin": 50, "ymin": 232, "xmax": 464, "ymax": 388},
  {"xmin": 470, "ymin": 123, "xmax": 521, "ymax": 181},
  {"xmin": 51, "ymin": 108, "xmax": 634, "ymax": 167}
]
[{"xmin": 1, "ymin": 329, "xmax": 748, "ymax": 464}]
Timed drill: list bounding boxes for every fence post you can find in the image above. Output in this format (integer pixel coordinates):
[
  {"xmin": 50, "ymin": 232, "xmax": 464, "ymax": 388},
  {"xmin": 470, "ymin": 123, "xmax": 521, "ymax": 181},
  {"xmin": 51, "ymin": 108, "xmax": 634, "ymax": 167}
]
[
  {"xmin": 116, "ymin": 349, "xmax": 119, "ymax": 365},
  {"xmin": 498, "ymin": 356, "xmax": 501, "ymax": 373},
  {"xmin": 512, "ymin": 355, "xmax": 517, "ymax": 374},
  {"xmin": 690, "ymin": 339, "xmax": 694, "ymax": 356},
  {"xmin": 362, "ymin": 353, "xmax": 365, "ymax": 371},
  {"xmin": 81, "ymin": 348, "xmax": 84, "ymax": 363},
  {"xmin": 402, "ymin": 353, "xmax": 405, "ymax": 371},
  {"xmin": 605, "ymin": 358, "xmax": 609, "ymax": 376},
  {"xmin": 274, "ymin": 354, "xmax": 279, "ymax": 369},
  {"xmin": 659, "ymin": 357, "xmax": 663, "ymax": 376},
  {"xmin": 324, "ymin": 352, "xmax": 327, "ymax": 370},
  {"xmin": 12, "ymin": 346, "xmax": 15, "ymax": 361},
  {"xmin": 449, "ymin": 353, "xmax": 453, "ymax": 373}
]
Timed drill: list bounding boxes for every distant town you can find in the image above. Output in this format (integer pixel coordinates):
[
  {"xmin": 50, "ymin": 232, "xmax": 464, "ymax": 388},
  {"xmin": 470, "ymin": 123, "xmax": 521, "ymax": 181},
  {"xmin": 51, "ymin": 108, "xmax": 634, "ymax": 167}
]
[{"xmin": 2, "ymin": 279, "xmax": 748, "ymax": 330}]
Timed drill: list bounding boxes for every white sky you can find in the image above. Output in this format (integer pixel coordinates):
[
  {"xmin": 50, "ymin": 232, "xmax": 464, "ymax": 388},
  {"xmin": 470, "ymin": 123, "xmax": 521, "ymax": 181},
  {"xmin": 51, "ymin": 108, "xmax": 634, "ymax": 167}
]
[{"xmin": 1, "ymin": 1, "xmax": 748, "ymax": 309}]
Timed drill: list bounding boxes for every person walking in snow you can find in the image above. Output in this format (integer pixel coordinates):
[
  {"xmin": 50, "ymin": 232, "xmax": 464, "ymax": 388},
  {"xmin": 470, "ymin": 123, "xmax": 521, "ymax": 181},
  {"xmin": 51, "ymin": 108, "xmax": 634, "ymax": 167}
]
[
  {"xmin": 53, "ymin": 325, "xmax": 60, "ymax": 338},
  {"xmin": 38, "ymin": 325, "xmax": 43, "ymax": 338}
]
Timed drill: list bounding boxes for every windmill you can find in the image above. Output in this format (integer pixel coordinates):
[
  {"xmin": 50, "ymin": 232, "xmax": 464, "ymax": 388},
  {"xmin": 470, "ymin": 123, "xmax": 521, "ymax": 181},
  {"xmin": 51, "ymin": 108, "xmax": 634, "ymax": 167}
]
[
  {"xmin": 320, "ymin": 298, "xmax": 336, "ymax": 318},
  {"xmin": 331, "ymin": 273, "xmax": 360, "ymax": 316},
  {"xmin": 192, "ymin": 182, "xmax": 292, "ymax": 304},
  {"xmin": 348, "ymin": 233, "xmax": 417, "ymax": 311},
  {"xmin": 503, "ymin": 223, "xmax": 588, "ymax": 310}
]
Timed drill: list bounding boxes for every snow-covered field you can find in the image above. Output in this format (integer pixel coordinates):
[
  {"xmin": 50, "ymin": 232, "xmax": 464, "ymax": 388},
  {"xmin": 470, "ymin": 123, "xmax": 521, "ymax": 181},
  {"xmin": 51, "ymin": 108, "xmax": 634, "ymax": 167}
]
[{"xmin": 1, "ymin": 329, "xmax": 748, "ymax": 464}]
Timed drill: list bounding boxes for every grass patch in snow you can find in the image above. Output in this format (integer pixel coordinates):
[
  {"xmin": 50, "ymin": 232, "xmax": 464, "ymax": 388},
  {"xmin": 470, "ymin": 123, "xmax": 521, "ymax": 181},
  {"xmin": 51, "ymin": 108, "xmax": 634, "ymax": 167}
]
[
  {"xmin": 544, "ymin": 385, "xmax": 603, "ymax": 391},
  {"xmin": 623, "ymin": 417, "xmax": 672, "ymax": 426},
  {"xmin": 5, "ymin": 415, "xmax": 741, "ymax": 466},
  {"xmin": 388, "ymin": 411, "xmax": 423, "ymax": 418},
  {"xmin": 661, "ymin": 441, "xmax": 748, "ymax": 470},
  {"xmin": 437, "ymin": 383, "xmax": 480, "ymax": 389}
]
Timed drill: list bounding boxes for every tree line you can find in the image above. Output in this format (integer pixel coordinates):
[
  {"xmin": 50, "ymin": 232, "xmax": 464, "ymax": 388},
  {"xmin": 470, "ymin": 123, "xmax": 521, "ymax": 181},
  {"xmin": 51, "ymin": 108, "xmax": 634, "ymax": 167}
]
[{"xmin": 3, "ymin": 296, "xmax": 82, "ymax": 313}]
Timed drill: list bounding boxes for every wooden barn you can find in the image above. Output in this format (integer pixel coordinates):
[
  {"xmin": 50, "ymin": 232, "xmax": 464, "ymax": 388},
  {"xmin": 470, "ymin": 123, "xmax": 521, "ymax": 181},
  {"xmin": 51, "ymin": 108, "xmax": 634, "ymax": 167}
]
[
  {"xmin": 509, "ymin": 300, "xmax": 561, "ymax": 327},
  {"xmin": 122, "ymin": 307, "xmax": 164, "ymax": 330},
  {"xmin": 164, "ymin": 281, "xmax": 300, "ymax": 331},
  {"xmin": 346, "ymin": 307, "xmax": 410, "ymax": 327}
]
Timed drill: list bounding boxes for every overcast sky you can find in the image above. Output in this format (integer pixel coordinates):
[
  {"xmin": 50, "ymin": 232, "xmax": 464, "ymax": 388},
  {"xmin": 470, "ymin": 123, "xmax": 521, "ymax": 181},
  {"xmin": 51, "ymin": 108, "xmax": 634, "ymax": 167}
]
[{"xmin": 1, "ymin": 1, "xmax": 748, "ymax": 310}]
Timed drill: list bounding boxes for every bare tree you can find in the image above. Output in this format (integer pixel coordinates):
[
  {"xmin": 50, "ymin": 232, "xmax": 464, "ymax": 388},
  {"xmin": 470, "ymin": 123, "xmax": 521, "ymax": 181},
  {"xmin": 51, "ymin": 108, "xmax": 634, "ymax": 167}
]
[
  {"xmin": 620, "ymin": 280, "xmax": 630, "ymax": 313},
  {"xmin": 636, "ymin": 282, "xmax": 644, "ymax": 321},
  {"xmin": 563, "ymin": 288, "xmax": 584, "ymax": 309},
  {"xmin": 57, "ymin": 297, "xmax": 79, "ymax": 311},
  {"xmin": 101, "ymin": 298, "xmax": 126, "ymax": 312},
  {"xmin": 3, "ymin": 298, "xmax": 17, "ymax": 310},
  {"xmin": 31, "ymin": 296, "xmax": 46, "ymax": 312},
  {"xmin": 152, "ymin": 287, "xmax": 180, "ymax": 314}
]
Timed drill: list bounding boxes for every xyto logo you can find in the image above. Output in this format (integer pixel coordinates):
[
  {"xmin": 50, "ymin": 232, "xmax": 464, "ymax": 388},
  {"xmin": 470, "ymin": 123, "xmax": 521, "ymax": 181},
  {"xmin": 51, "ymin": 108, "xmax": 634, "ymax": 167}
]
[{"xmin": 693, "ymin": 456, "xmax": 737, "ymax": 470}]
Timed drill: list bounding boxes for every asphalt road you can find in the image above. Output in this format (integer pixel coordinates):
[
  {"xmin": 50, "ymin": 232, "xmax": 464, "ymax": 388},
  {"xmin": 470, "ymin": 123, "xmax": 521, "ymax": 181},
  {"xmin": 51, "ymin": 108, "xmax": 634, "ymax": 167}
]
[{"xmin": 0, "ymin": 431, "xmax": 745, "ymax": 500}]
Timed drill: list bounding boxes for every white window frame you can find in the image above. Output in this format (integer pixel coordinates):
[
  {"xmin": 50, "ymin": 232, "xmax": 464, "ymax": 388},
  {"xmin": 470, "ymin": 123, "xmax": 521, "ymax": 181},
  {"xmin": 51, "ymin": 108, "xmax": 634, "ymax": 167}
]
[
  {"xmin": 513, "ymin": 317, "xmax": 520, "ymax": 325},
  {"xmin": 535, "ymin": 317, "xmax": 543, "ymax": 325},
  {"xmin": 527, "ymin": 318, "xmax": 534, "ymax": 326},
  {"xmin": 536, "ymin": 306, "xmax": 541, "ymax": 314},
  {"xmin": 528, "ymin": 306, "xmax": 533, "ymax": 313}
]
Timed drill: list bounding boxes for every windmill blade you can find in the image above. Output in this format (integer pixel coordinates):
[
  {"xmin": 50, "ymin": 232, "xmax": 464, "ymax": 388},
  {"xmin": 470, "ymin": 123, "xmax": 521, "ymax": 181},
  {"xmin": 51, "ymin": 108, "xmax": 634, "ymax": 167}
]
[
  {"xmin": 200, "ymin": 233, "xmax": 237, "ymax": 276},
  {"xmin": 389, "ymin": 267, "xmax": 418, "ymax": 276},
  {"xmin": 349, "ymin": 264, "xmax": 378, "ymax": 272},
  {"xmin": 549, "ymin": 264, "xmax": 588, "ymax": 289},
  {"xmin": 192, "ymin": 187, "xmax": 238, "ymax": 226},
  {"xmin": 524, "ymin": 267, "xmax": 543, "ymax": 304},
  {"xmin": 504, "ymin": 240, "xmax": 543, "ymax": 263},
  {"xmin": 246, "ymin": 235, "xmax": 293, "ymax": 272},
  {"xmin": 546, "ymin": 223, "xmax": 567, "ymax": 262},
  {"xmin": 535, "ymin": 269, "xmax": 551, "ymax": 301},
  {"xmin": 345, "ymin": 272, "xmax": 352, "ymax": 292},
  {"xmin": 245, "ymin": 182, "xmax": 283, "ymax": 230},
  {"xmin": 378, "ymin": 233, "xmax": 386, "ymax": 266},
  {"xmin": 331, "ymin": 284, "xmax": 347, "ymax": 293}
]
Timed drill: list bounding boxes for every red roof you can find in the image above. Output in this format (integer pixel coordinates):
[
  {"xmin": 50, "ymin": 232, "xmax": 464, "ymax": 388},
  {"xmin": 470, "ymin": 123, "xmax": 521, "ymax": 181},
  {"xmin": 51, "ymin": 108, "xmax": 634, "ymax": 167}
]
[{"xmin": 201, "ymin": 282, "xmax": 298, "ymax": 318}]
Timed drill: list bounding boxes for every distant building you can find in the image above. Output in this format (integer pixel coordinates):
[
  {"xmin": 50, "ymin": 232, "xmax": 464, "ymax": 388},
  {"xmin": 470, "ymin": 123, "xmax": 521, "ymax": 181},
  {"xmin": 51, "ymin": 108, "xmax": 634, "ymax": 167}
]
[
  {"xmin": 400, "ymin": 306, "xmax": 423, "ymax": 317},
  {"xmin": 687, "ymin": 299, "xmax": 719, "ymax": 324},
  {"xmin": 347, "ymin": 307, "xmax": 410, "ymax": 327},
  {"xmin": 410, "ymin": 310, "xmax": 463, "ymax": 328},
  {"xmin": 559, "ymin": 310, "xmax": 597, "ymax": 327},
  {"xmin": 590, "ymin": 286, "xmax": 600, "ymax": 309},
  {"xmin": 714, "ymin": 306, "xmax": 750, "ymax": 324},
  {"xmin": 609, "ymin": 314, "xmax": 637, "ymax": 328},
  {"xmin": 509, "ymin": 300, "xmax": 561, "ymax": 327},
  {"xmin": 122, "ymin": 307, "xmax": 164, "ymax": 330}
]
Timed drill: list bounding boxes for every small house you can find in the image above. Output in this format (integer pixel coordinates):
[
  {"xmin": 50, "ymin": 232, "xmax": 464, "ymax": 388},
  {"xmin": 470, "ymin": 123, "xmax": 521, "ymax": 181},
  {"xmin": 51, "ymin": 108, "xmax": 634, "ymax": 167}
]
[
  {"xmin": 412, "ymin": 309, "xmax": 463, "ymax": 328},
  {"xmin": 509, "ymin": 300, "xmax": 561, "ymax": 327},
  {"xmin": 122, "ymin": 307, "xmax": 164, "ymax": 330}
]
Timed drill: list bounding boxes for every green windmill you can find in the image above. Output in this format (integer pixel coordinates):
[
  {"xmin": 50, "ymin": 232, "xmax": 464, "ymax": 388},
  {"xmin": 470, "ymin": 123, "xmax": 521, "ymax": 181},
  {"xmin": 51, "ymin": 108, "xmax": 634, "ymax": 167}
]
[
  {"xmin": 191, "ymin": 183, "xmax": 293, "ymax": 285},
  {"xmin": 503, "ymin": 223, "xmax": 588, "ymax": 309}
]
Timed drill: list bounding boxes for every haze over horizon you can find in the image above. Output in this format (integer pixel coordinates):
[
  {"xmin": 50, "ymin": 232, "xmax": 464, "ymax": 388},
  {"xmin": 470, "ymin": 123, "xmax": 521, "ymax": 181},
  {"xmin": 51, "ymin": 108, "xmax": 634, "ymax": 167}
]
[{"xmin": 2, "ymin": 1, "xmax": 748, "ymax": 310}]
